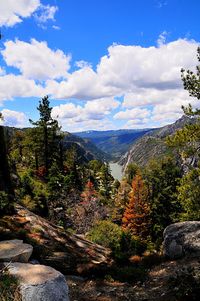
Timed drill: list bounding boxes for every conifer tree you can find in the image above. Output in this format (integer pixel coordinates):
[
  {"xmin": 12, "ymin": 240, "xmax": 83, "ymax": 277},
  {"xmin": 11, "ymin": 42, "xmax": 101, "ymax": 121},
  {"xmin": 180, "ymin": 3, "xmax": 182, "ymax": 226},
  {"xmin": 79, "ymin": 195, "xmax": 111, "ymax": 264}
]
[
  {"xmin": 29, "ymin": 96, "xmax": 63, "ymax": 175},
  {"xmin": 122, "ymin": 173, "xmax": 150, "ymax": 240}
]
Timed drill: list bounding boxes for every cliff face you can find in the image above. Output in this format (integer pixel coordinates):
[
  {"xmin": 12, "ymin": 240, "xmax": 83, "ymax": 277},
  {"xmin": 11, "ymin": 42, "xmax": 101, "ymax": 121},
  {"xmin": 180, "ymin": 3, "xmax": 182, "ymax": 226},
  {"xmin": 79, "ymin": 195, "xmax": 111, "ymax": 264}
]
[{"xmin": 119, "ymin": 115, "xmax": 194, "ymax": 171}]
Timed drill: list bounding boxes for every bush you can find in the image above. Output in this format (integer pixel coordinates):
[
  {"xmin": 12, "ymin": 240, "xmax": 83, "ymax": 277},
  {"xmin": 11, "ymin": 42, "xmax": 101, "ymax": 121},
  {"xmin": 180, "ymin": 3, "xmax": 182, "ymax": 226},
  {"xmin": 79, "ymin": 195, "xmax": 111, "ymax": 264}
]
[
  {"xmin": 0, "ymin": 271, "xmax": 21, "ymax": 301},
  {"xmin": 0, "ymin": 191, "xmax": 10, "ymax": 212},
  {"xmin": 87, "ymin": 220, "xmax": 123, "ymax": 251},
  {"xmin": 87, "ymin": 220, "xmax": 147, "ymax": 262}
]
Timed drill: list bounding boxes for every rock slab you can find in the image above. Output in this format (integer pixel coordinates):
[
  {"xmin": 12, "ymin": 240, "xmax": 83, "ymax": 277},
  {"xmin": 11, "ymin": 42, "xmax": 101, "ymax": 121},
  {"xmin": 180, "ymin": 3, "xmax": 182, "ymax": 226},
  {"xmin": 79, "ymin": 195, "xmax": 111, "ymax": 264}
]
[
  {"xmin": 5, "ymin": 262, "xmax": 69, "ymax": 301},
  {"xmin": 0, "ymin": 239, "xmax": 33, "ymax": 263},
  {"xmin": 163, "ymin": 221, "xmax": 200, "ymax": 258}
]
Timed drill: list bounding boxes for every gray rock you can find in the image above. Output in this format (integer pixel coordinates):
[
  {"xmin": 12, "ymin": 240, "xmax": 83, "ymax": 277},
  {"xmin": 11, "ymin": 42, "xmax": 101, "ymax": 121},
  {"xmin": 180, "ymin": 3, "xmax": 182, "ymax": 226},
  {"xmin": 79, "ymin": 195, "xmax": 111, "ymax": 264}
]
[
  {"xmin": 0, "ymin": 239, "xmax": 33, "ymax": 263},
  {"xmin": 163, "ymin": 221, "xmax": 200, "ymax": 258},
  {"xmin": 5, "ymin": 262, "xmax": 69, "ymax": 301}
]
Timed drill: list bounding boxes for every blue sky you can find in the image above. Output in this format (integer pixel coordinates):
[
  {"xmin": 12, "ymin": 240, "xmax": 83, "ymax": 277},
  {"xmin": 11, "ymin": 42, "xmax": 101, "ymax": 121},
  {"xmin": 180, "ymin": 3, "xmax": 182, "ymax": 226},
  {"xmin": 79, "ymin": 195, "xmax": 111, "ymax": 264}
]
[{"xmin": 0, "ymin": 0, "xmax": 200, "ymax": 131}]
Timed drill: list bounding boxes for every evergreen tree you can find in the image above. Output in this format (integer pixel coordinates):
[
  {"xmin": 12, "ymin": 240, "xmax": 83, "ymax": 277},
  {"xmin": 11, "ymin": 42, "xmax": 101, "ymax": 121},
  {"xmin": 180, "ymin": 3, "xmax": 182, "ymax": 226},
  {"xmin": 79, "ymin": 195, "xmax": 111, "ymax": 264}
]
[
  {"xmin": 166, "ymin": 48, "xmax": 200, "ymax": 222},
  {"xmin": 29, "ymin": 96, "xmax": 63, "ymax": 175},
  {"xmin": 177, "ymin": 168, "xmax": 200, "ymax": 221},
  {"xmin": 144, "ymin": 157, "xmax": 182, "ymax": 243}
]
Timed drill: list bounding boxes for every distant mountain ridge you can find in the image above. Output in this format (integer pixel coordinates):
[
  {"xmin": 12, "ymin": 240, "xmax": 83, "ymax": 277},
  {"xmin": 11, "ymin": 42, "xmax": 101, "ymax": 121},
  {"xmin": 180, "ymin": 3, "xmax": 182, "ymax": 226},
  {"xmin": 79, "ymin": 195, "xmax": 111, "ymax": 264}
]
[
  {"xmin": 74, "ymin": 129, "xmax": 154, "ymax": 159},
  {"xmin": 63, "ymin": 132, "xmax": 110, "ymax": 162},
  {"xmin": 3, "ymin": 126, "xmax": 109, "ymax": 163},
  {"xmin": 119, "ymin": 115, "xmax": 194, "ymax": 170}
]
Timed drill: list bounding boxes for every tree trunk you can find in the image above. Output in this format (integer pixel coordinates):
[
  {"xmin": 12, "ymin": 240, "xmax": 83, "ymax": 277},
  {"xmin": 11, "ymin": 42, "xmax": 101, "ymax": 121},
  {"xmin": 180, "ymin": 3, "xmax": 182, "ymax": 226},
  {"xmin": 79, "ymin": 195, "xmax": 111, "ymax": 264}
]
[{"xmin": 44, "ymin": 125, "xmax": 48, "ymax": 174}]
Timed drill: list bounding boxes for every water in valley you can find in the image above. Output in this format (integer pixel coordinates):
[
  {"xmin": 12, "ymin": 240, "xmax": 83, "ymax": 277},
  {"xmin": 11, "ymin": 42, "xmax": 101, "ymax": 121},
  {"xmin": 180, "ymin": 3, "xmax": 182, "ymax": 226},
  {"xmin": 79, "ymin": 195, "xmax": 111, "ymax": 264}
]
[{"xmin": 109, "ymin": 162, "xmax": 123, "ymax": 181}]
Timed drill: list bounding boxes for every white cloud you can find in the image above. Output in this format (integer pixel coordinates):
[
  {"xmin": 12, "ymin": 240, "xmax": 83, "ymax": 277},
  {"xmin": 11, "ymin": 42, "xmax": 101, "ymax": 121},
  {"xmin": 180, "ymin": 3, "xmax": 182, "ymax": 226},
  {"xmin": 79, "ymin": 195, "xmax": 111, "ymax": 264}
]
[
  {"xmin": 52, "ymin": 97, "xmax": 119, "ymax": 122},
  {"xmin": 0, "ymin": 0, "xmax": 40, "ymax": 27},
  {"xmin": 157, "ymin": 31, "xmax": 168, "ymax": 47},
  {"xmin": 52, "ymin": 103, "xmax": 82, "ymax": 119},
  {"xmin": 0, "ymin": 74, "xmax": 44, "ymax": 104},
  {"xmin": 0, "ymin": 36, "xmax": 200, "ymax": 129},
  {"xmin": 114, "ymin": 107, "xmax": 151, "ymax": 120},
  {"xmin": 0, "ymin": 109, "xmax": 27, "ymax": 127},
  {"xmin": 52, "ymin": 25, "xmax": 60, "ymax": 30},
  {"xmin": 34, "ymin": 4, "xmax": 58, "ymax": 24},
  {"xmin": 2, "ymin": 39, "xmax": 71, "ymax": 80}
]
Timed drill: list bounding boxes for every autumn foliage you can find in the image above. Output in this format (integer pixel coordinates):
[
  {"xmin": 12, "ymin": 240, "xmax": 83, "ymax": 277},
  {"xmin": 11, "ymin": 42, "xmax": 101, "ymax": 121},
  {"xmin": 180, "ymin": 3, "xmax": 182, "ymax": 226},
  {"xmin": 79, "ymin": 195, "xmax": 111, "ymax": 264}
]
[
  {"xmin": 122, "ymin": 173, "xmax": 150, "ymax": 240},
  {"xmin": 80, "ymin": 180, "xmax": 97, "ymax": 206}
]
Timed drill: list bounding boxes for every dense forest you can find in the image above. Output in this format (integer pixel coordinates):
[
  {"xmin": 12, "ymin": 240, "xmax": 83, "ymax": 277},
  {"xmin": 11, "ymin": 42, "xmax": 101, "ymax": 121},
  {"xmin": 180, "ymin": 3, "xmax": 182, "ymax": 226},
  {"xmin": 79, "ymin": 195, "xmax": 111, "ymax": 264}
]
[{"xmin": 1, "ymin": 48, "xmax": 200, "ymax": 300}]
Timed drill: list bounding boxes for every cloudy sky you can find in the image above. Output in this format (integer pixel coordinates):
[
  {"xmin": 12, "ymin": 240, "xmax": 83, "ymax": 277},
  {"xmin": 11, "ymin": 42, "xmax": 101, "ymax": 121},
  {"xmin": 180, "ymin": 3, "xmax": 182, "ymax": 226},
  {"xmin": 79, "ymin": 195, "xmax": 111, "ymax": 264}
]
[{"xmin": 0, "ymin": 0, "xmax": 199, "ymax": 131}]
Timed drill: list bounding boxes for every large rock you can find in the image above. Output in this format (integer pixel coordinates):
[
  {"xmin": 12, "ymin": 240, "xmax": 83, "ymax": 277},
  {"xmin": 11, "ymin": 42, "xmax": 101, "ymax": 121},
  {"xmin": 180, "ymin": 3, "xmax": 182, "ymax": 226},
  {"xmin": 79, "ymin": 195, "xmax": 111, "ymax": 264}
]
[
  {"xmin": 163, "ymin": 221, "xmax": 200, "ymax": 258},
  {"xmin": 0, "ymin": 239, "xmax": 33, "ymax": 263},
  {"xmin": 0, "ymin": 205, "xmax": 112, "ymax": 275},
  {"xmin": 5, "ymin": 262, "xmax": 69, "ymax": 301}
]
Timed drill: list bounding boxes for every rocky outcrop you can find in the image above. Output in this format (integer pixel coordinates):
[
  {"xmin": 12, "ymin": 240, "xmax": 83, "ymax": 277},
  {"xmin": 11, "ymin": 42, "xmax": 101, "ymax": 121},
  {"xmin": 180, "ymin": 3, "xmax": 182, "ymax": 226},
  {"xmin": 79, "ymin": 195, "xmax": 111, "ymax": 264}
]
[
  {"xmin": 0, "ymin": 239, "xmax": 33, "ymax": 263},
  {"xmin": 163, "ymin": 221, "xmax": 200, "ymax": 258},
  {"xmin": 0, "ymin": 205, "xmax": 112, "ymax": 275},
  {"xmin": 3, "ymin": 262, "xmax": 69, "ymax": 301},
  {"xmin": 119, "ymin": 115, "xmax": 194, "ymax": 170}
]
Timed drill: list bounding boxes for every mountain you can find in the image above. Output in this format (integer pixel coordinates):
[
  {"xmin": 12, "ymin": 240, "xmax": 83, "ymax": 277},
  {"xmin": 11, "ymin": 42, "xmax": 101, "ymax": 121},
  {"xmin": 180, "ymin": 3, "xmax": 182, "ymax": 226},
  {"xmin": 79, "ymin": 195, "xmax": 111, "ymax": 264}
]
[
  {"xmin": 4, "ymin": 126, "xmax": 109, "ymax": 163},
  {"xmin": 119, "ymin": 115, "xmax": 194, "ymax": 170},
  {"xmin": 63, "ymin": 132, "xmax": 110, "ymax": 162},
  {"xmin": 74, "ymin": 129, "xmax": 154, "ymax": 159}
]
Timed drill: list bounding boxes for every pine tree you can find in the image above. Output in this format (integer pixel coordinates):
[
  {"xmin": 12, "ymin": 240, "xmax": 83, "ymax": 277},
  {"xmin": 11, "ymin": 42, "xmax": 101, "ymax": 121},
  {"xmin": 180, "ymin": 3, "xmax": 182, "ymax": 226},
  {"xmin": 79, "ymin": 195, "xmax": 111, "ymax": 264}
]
[
  {"xmin": 29, "ymin": 96, "xmax": 63, "ymax": 175},
  {"xmin": 144, "ymin": 157, "xmax": 182, "ymax": 242},
  {"xmin": 122, "ymin": 173, "xmax": 150, "ymax": 240}
]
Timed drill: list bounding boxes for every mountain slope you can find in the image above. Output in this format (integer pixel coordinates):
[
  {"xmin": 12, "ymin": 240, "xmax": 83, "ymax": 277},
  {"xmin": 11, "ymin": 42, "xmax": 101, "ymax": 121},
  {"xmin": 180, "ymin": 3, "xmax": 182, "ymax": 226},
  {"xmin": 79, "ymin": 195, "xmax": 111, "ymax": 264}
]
[
  {"xmin": 63, "ymin": 132, "xmax": 110, "ymax": 162},
  {"xmin": 74, "ymin": 129, "xmax": 153, "ymax": 159},
  {"xmin": 119, "ymin": 115, "xmax": 193, "ymax": 170}
]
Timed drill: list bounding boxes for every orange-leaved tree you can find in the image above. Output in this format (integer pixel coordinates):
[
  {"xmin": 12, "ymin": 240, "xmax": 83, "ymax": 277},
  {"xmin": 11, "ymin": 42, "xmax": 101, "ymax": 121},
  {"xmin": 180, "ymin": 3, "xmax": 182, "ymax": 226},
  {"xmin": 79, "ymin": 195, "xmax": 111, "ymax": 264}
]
[
  {"xmin": 122, "ymin": 173, "xmax": 150, "ymax": 240},
  {"xmin": 80, "ymin": 180, "xmax": 98, "ymax": 207}
]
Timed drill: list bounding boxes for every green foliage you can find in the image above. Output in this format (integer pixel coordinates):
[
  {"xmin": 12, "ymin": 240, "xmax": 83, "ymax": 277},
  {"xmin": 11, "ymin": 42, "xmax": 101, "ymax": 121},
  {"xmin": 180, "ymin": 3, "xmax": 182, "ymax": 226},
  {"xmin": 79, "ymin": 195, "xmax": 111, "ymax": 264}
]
[
  {"xmin": 144, "ymin": 156, "xmax": 182, "ymax": 244},
  {"xmin": 19, "ymin": 170, "xmax": 48, "ymax": 213},
  {"xmin": 177, "ymin": 168, "xmax": 200, "ymax": 220},
  {"xmin": 181, "ymin": 47, "xmax": 200, "ymax": 100},
  {"xmin": 0, "ymin": 191, "xmax": 10, "ymax": 212},
  {"xmin": 87, "ymin": 220, "xmax": 146, "ymax": 262},
  {"xmin": 29, "ymin": 95, "xmax": 63, "ymax": 174},
  {"xmin": 125, "ymin": 162, "xmax": 140, "ymax": 184},
  {"xmin": 87, "ymin": 220, "xmax": 123, "ymax": 251},
  {"xmin": 0, "ymin": 272, "xmax": 21, "ymax": 301}
]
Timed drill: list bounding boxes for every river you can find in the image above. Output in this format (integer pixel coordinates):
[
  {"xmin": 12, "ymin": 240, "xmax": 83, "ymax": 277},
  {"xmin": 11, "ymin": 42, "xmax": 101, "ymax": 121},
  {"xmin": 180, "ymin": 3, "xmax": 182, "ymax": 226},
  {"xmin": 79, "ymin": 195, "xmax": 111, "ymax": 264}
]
[{"xmin": 109, "ymin": 162, "xmax": 123, "ymax": 181}]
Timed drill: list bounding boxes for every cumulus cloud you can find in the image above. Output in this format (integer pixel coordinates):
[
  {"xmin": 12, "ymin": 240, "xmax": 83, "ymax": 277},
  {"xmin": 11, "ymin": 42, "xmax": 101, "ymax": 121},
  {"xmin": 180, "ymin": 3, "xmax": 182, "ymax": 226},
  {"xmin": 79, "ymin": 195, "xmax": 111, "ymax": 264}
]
[
  {"xmin": 114, "ymin": 107, "xmax": 151, "ymax": 120},
  {"xmin": 0, "ymin": 36, "xmax": 200, "ymax": 130},
  {"xmin": 2, "ymin": 39, "xmax": 71, "ymax": 80},
  {"xmin": 34, "ymin": 4, "xmax": 58, "ymax": 24},
  {"xmin": 0, "ymin": 74, "xmax": 44, "ymax": 104},
  {"xmin": 52, "ymin": 97, "xmax": 120, "ymax": 126},
  {"xmin": 0, "ymin": 0, "xmax": 40, "ymax": 27},
  {"xmin": 0, "ymin": 109, "xmax": 27, "ymax": 127}
]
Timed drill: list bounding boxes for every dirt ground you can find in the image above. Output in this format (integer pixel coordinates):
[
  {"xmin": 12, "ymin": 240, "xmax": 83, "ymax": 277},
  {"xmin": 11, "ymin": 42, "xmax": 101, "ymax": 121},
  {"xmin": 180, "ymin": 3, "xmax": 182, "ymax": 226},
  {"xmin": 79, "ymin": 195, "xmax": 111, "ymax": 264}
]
[{"xmin": 67, "ymin": 258, "xmax": 200, "ymax": 301}]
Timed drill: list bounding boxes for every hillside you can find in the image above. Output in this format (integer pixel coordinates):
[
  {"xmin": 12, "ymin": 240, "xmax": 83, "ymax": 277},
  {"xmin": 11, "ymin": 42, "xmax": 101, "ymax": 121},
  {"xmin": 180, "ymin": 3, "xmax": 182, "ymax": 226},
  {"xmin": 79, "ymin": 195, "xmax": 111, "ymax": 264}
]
[
  {"xmin": 119, "ymin": 115, "xmax": 194, "ymax": 170},
  {"xmin": 4, "ymin": 126, "xmax": 109, "ymax": 163},
  {"xmin": 74, "ymin": 129, "xmax": 153, "ymax": 159},
  {"xmin": 63, "ymin": 132, "xmax": 110, "ymax": 162}
]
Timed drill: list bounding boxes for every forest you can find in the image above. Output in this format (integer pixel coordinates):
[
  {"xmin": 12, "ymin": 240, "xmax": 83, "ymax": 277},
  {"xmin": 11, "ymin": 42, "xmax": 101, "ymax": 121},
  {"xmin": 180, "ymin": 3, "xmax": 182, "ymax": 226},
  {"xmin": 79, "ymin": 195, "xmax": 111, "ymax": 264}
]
[{"xmin": 0, "ymin": 47, "xmax": 200, "ymax": 300}]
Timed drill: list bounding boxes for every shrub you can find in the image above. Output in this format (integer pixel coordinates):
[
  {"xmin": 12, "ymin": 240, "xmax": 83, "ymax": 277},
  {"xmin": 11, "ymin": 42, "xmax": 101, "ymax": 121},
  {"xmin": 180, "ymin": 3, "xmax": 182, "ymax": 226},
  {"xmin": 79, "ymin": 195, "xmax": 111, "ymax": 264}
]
[
  {"xmin": 87, "ymin": 220, "xmax": 123, "ymax": 251},
  {"xmin": 87, "ymin": 220, "xmax": 147, "ymax": 262},
  {"xmin": 0, "ymin": 271, "xmax": 21, "ymax": 301},
  {"xmin": 0, "ymin": 191, "xmax": 10, "ymax": 212}
]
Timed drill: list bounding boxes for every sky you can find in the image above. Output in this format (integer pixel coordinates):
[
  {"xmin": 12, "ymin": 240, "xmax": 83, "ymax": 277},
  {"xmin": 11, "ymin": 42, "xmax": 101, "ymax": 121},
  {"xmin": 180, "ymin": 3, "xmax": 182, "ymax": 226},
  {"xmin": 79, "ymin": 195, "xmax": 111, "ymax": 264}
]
[{"xmin": 0, "ymin": 0, "xmax": 200, "ymax": 132}]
